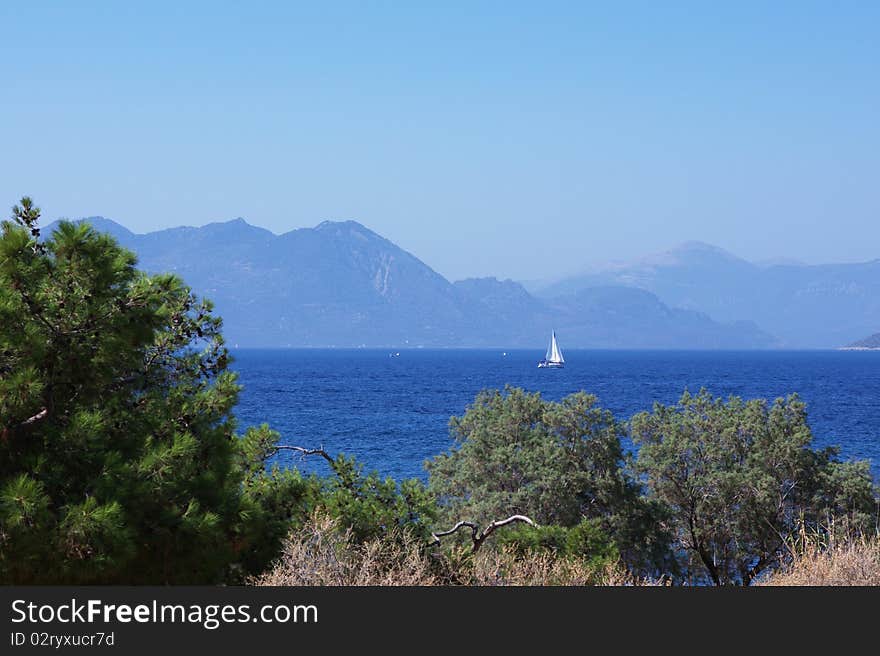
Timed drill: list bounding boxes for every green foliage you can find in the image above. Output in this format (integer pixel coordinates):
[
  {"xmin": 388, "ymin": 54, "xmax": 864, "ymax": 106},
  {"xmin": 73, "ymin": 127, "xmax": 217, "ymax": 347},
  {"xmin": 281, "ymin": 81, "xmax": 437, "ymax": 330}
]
[
  {"xmin": 232, "ymin": 424, "xmax": 321, "ymax": 575},
  {"xmin": 497, "ymin": 518, "xmax": 620, "ymax": 570},
  {"xmin": 308, "ymin": 455, "xmax": 437, "ymax": 545},
  {"xmin": 0, "ymin": 201, "xmax": 291, "ymax": 583},
  {"xmin": 235, "ymin": 424, "xmax": 438, "ymax": 571},
  {"xmin": 632, "ymin": 389, "xmax": 878, "ymax": 585},
  {"xmin": 426, "ymin": 386, "xmax": 673, "ymax": 575}
]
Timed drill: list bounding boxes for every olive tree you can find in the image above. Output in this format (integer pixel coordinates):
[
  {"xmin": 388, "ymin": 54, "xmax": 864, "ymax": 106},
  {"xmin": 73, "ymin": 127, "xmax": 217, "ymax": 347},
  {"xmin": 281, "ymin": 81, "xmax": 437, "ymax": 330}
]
[
  {"xmin": 632, "ymin": 389, "xmax": 877, "ymax": 585},
  {"xmin": 427, "ymin": 386, "xmax": 673, "ymax": 574}
]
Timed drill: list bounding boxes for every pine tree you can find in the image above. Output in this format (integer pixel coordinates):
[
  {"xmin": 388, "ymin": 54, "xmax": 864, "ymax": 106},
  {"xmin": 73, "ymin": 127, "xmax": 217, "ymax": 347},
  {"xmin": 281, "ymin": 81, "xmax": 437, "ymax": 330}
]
[{"xmin": 0, "ymin": 198, "xmax": 300, "ymax": 583}]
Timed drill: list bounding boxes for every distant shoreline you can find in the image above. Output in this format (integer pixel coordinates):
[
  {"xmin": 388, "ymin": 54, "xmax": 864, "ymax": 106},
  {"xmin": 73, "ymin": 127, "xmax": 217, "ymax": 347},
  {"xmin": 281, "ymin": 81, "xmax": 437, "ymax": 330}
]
[{"xmin": 839, "ymin": 346, "xmax": 880, "ymax": 351}]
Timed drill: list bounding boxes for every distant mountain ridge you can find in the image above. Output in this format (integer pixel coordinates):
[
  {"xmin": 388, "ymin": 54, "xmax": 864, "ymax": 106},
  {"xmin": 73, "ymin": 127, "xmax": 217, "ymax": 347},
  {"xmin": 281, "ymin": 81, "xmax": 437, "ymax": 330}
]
[
  {"xmin": 535, "ymin": 242, "xmax": 880, "ymax": 348},
  {"xmin": 845, "ymin": 333, "xmax": 880, "ymax": 349},
  {"xmin": 42, "ymin": 216, "xmax": 775, "ymax": 349}
]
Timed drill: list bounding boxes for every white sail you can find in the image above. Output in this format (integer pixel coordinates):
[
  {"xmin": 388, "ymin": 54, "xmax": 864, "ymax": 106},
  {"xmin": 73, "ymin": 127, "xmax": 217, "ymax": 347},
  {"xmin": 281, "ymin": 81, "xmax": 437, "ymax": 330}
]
[
  {"xmin": 547, "ymin": 331, "xmax": 564, "ymax": 364},
  {"xmin": 538, "ymin": 330, "xmax": 565, "ymax": 368}
]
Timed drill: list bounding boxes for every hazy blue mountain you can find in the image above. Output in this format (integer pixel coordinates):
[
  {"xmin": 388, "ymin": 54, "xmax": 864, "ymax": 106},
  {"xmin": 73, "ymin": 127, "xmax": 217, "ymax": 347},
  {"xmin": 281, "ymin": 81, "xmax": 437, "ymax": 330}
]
[
  {"xmin": 66, "ymin": 216, "xmax": 137, "ymax": 244},
  {"xmin": 43, "ymin": 217, "xmax": 775, "ymax": 349},
  {"xmin": 537, "ymin": 241, "xmax": 761, "ymax": 306},
  {"xmin": 546, "ymin": 286, "xmax": 773, "ymax": 349},
  {"xmin": 452, "ymin": 277, "xmax": 549, "ymax": 345},
  {"xmin": 537, "ymin": 242, "xmax": 880, "ymax": 348},
  {"xmin": 845, "ymin": 333, "xmax": 880, "ymax": 349}
]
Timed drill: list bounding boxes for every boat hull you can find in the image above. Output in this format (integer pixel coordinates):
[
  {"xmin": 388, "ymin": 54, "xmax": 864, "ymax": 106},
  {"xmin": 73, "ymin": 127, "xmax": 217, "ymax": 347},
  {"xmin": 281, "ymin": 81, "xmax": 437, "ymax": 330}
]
[{"xmin": 538, "ymin": 361, "xmax": 564, "ymax": 368}]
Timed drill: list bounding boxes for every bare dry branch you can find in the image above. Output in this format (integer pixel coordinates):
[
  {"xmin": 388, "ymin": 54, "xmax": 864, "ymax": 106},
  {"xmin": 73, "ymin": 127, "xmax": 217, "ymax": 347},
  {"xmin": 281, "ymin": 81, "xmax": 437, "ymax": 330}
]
[
  {"xmin": 431, "ymin": 514, "xmax": 537, "ymax": 552},
  {"xmin": 432, "ymin": 520, "xmax": 480, "ymax": 542},
  {"xmin": 1, "ymin": 408, "xmax": 49, "ymax": 442},
  {"xmin": 480, "ymin": 515, "xmax": 537, "ymax": 543},
  {"xmin": 270, "ymin": 445, "xmax": 336, "ymax": 467},
  {"xmin": 19, "ymin": 407, "xmax": 48, "ymax": 427}
]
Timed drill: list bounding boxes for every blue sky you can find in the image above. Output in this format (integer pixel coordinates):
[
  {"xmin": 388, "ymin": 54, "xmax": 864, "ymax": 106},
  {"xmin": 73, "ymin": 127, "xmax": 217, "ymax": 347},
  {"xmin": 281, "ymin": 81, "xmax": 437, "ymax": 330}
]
[{"xmin": 1, "ymin": 1, "xmax": 878, "ymax": 281}]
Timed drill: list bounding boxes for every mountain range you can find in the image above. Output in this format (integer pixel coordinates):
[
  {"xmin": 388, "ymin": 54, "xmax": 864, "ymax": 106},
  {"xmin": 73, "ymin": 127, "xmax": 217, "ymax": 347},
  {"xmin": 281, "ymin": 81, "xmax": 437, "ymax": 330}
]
[
  {"xmin": 532, "ymin": 241, "xmax": 880, "ymax": 348},
  {"xmin": 42, "ymin": 217, "xmax": 778, "ymax": 349}
]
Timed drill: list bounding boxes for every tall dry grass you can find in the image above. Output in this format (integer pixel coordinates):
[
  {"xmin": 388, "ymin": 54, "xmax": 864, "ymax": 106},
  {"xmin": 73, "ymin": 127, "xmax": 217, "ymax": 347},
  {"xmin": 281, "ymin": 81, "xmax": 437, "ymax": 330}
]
[
  {"xmin": 252, "ymin": 515, "xmax": 880, "ymax": 586},
  {"xmin": 759, "ymin": 530, "xmax": 880, "ymax": 586},
  {"xmin": 250, "ymin": 514, "xmax": 652, "ymax": 586},
  {"xmin": 251, "ymin": 515, "xmax": 437, "ymax": 586}
]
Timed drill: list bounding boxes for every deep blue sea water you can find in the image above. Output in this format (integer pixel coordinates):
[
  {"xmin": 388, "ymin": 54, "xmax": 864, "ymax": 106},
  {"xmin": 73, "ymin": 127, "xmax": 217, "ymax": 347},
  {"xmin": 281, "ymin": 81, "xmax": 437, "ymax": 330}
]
[{"xmin": 231, "ymin": 349, "xmax": 880, "ymax": 482}]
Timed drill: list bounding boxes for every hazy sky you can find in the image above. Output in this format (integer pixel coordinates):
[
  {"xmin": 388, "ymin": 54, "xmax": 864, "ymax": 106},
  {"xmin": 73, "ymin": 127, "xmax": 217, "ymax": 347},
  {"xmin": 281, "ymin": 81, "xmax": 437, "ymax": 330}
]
[{"xmin": 2, "ymin": 2, "xmax": 878, "ymax": 281}]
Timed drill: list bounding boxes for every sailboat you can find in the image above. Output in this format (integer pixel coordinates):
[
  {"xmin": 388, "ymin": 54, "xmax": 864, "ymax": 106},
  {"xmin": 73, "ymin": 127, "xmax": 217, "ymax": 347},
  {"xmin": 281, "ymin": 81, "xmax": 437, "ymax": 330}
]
[{"xmin": 538, "ymin": 330, "xmax": 565, "ymax": 368}]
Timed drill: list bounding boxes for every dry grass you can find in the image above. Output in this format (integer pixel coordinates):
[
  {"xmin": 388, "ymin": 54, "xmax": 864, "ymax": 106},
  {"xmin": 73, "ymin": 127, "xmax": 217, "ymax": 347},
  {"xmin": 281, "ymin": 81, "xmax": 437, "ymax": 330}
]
[
  {"xmin": 250, "ymin": 514, "xmax": 653, "ymax": 586},
  {"xmin": 470, "ymin": 546, "xmax": 604, "ymax": 585},
  {"xmin": 251, "ymin": 515, "xmax": 438, "ymax": 586},
  {"xmin": 468, "ymin": 546, "xmax": 659, "ymax": 586},
  {"xmin": 253, "ymin": 516, "xmax": 880, "ymax": 586},
  {"xmin": 759, "ymin": 531, "xmax": 880, "ymax": 586}
]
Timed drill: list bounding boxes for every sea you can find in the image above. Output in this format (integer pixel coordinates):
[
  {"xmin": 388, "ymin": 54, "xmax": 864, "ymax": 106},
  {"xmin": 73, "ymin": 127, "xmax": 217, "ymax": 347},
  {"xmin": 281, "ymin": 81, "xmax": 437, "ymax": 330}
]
[{"xmin": 231, "ymin": 349, "xmax": 880, "ymax": 482}]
